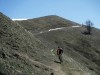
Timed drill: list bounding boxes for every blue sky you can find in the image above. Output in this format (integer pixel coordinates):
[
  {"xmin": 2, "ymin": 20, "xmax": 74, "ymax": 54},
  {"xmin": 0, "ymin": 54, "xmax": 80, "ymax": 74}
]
[{"xmin": 0, "ymin": 0, "xmax": 100, "ymax": 29}]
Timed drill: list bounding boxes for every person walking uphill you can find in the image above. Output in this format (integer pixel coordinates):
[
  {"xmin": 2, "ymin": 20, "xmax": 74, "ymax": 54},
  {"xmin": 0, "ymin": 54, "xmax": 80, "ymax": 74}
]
[{"xmin": 57, "ymin": 46, "xmax": 63, "ymax": 64}]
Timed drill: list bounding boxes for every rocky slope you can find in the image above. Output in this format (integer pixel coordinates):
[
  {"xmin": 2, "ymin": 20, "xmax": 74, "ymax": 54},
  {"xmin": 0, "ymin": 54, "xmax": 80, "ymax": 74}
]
[
  {"xmin": 0, "ymin": 12, "xmax": 55, "ymax": 75},
  {"xmin": 0, "ymin": 12, "xmax": 99, "ymax": 75}
]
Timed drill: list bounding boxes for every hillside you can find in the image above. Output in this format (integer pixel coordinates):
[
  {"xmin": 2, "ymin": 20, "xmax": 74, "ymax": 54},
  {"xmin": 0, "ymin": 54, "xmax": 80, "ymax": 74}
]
[
  {"xmin": 0, "ymin": 12, "xmax": 99, "ymax": 75},
  {"xmin": 0, "ymin": 12, "xmax": 55, "ymax": 75},
  {"xmin": 35, "ymin": 26, "xmax": 100, "ymax": 75},
  {"xmin": 16, "ymin": 15, "xmax": 100, "ymax": 75},
  {"xmin": 16, "ymin": 15, "xmax": 80, "ymax": 34}
]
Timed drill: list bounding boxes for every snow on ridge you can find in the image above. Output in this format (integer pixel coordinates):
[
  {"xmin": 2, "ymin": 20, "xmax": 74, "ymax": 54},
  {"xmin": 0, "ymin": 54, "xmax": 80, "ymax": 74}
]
[
  {"xmin": 48, "ymin": 26, "xmax": 81, "ymax": 32},
  {"xmin": 72, "ymin": 26, "xmax": 81, "ymax": 27},
  {"xmin": 48, "ymin": 28, "xmax": 63, "ymax": 31},
  {"xmin": 12, "ymin": 19, "xmax": 28, "ymax": 21},
  {"xmin": 38, "ymin": 26, "xmax": 81, "ymax": 34}
]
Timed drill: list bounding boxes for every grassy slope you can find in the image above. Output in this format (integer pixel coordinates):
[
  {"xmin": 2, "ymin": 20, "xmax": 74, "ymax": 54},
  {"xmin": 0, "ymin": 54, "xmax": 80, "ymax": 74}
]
[
  {"xmin": 36, "ymin": 26, "xmax": 100, "ymax": 75},
  {"xmin": 16, "ymin": 15, "xmax": 100, "ymax": 75},
  {"xmin": 0, "ymin": 12, "xmax": 55, "ymax": 75},
  {"xmin": 1, "ymin": 12, "xmax": 99, "ymax": 75}
]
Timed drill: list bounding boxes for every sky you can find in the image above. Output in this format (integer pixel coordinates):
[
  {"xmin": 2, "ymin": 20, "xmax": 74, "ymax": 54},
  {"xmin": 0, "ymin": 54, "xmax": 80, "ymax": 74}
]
[{"xmin": 0, "ymin": 0, "xmax": 100, "ymax": 29}]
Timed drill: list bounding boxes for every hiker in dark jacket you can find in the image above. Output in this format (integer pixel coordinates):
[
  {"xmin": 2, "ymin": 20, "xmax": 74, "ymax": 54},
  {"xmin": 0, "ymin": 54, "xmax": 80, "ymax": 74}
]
[{"xmin": 57, "ymin": 46, "xmax": 63, "ymax": 64}]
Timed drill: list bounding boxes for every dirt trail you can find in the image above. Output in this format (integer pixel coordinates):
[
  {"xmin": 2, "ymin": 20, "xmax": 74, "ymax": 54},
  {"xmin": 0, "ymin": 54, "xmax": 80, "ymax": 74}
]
[
  {"xmin": 50, "ymin": 62, "xmax": 66, "ymax": 75},
  {"xmin": 24, "ymin": 54, "xmax": 67, "ymax": 75},
  {"xmin": 16, "ymin": 52, "xmax": 93, "ymax": 75},
  {"xmin": 16, "ymin": 52, "xmax": 66, "ymax": 75}
]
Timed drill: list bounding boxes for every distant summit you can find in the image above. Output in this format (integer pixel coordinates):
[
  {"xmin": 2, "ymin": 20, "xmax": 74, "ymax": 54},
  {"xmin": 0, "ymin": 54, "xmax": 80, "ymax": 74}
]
[
  {"xmin": 16, "ymin": 15, "xmax": 80, "ymax": 33},
  {"xmin": 28, "ymin": 15, "xmax": 79, "ymax": 26}
]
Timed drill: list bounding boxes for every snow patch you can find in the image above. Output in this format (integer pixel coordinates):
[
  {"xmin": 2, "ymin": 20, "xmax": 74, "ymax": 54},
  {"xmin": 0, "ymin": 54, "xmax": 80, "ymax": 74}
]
[
  {"xmin": 48, "ymin": 28, "xmax": 63, "ymax": 31},
  {"xmin": 38, "ymin": 26, "xmax": 81, "ymax": 35},
  {"xmin": 72, "ymin": 26, "xmax": 81, "ymax": 27},
  {"xmin": 40, "ymin": 32, "xmax": 43, "ymax": 33},
  {"xmin": 12, "ymin": 19, "xmax": 28, "ymax": 21}
]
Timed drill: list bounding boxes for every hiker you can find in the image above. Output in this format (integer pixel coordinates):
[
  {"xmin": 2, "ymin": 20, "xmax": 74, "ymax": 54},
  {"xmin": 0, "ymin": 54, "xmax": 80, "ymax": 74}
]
[{"xmin": 57, "ymin": 46, "xmax": 63, "ymax": 64}]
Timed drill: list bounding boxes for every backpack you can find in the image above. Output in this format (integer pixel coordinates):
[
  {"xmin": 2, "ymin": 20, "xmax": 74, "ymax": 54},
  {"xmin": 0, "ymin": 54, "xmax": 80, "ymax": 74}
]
[{"xmin": 57, "ymin": 48, "xmax": 63, "ymax": 55}]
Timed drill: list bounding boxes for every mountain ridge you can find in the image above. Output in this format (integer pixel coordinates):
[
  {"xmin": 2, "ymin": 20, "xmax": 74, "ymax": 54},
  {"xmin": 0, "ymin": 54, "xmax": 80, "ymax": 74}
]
[{"xmin": 16, "ymin": 15, "xmax": 80, "ymax": 34}]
